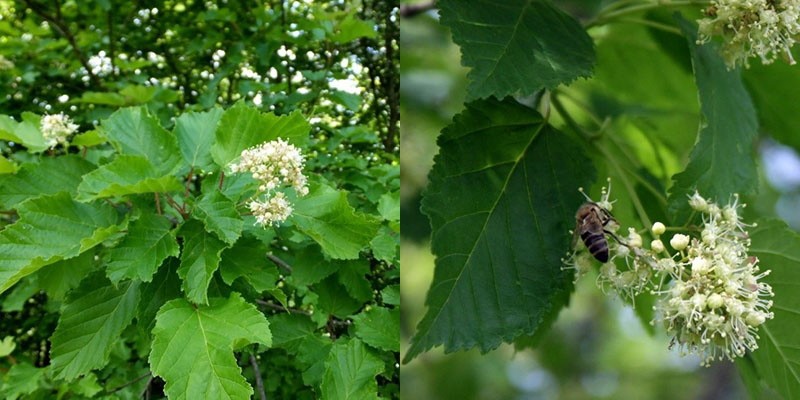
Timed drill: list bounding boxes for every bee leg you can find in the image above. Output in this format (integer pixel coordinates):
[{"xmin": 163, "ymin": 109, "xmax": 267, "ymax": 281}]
[{"xmin": 603, "ymin": 229, "xmax": 629, "ymax": 248}]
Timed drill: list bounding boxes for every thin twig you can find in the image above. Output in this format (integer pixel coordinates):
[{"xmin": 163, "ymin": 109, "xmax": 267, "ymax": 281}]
[
  {"xmin": 154, "ymin": 193, "xmax": 162, "ymax": 215},
  {"xmin": 266, "ymin": 253, "xmax": 292, "ymax": 274},
  {"xmin": 249, "ymin": 353, "xmax": 267, "ymax": 400},
  {"xmin": 254, "ymin": 299, "xmax": 310, "ymax": 315},
  {"xmin": 400, "ymin": 1, "xmax": 436, "ymax": 17}
]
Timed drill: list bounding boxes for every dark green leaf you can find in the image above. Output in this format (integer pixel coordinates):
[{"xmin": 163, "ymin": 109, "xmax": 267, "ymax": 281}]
[
  {"xmin": 177, "ymin": 220, "xmax": 229, "ymax": 304},
  {"xmin": 174, "ymin": 108, "xmax": 223, "ymax": 171},
  {"xmin": 744, "ymin": 61, "xmax": 800, "ymax": 152},
  {"xmin": 291, "ymin": 246, "xmax": 340, "ymax": 286},
  {"xmin": 380, "ymin": 285, "xmax": 399, "ymax": 306},
  {"xmin": 405, "ymin": 97, "xmax": 594, "ymax": 362},
  {"xmin": 337, "ymin": 259, "xmax": 372, "ymax": 303},
  {"xmin": 317, "ymin": 276, "xmax": 362, "ymax": 318},
  {"xmin": 77, "ymin": 155, "xmax": 183, "ymax": 201},
  {"xmin": 293, "ymin": 183, "xmax": 381, "ymax": 260},
  {"xmin": 106, "ymin": 212, "xmax": 179, "ymax": 283},
  {"xmin": 0, "ymin": 156, "xmax": 95, "ymax": 209},
  {"xmin": 270, "ymin": 313, "xmax": 316, "ymax": 353},
  {"xmin": 218, "ymin": 237, "xmax": 279, "ymax": 292},
  {"xmin": 352, "ymin": 307, "xmax": 399, "ymax": 352},
  {"xmin": 668, "ymin": 17, "xmax": 758, "ymax": 222},
  {"xmin": 50, "ymin": 274, "xmax": 140, "ymax": 381},
  {"xmin": 746, "ymin": 219, "xmax": 800, "ymax": 399},
  {"xmin": 438, "ymin": 0, "xmax": 595, "ymax": 100},
  {"xmin": 321, "ymin": 338, "xmax": 383, "ymax": 400},
  {"xmin": 0, "ymin": 192, "xmax": 119, "ymax": 294}
]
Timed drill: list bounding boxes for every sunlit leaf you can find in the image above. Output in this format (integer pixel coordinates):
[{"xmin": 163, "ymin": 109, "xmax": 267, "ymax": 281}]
[
  {"xmin": 177, "ymin": 220, "xmax": 229, "ymax": 304},
  {"xmin": 77, "ymin": 155, "xmax": 183, "ymax": 201},
  {"xmin": 106, "ymin": 212, "xmax": 179, "ymax": 283},
  {"xmin": 0, "ymin": 155, "xmax": 95, "ymax": 209}
]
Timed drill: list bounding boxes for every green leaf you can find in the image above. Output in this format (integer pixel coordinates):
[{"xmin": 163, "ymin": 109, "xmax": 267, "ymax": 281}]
[
  {"xmin": 321, "ymin": 338, "xmax": 383, "ymax": 400},
  {"xmin": 219, "ymin": 237, "xmax": 279, "ymax": 292},
  {"xmin": 668, "ymin": 17, "xmax": 758, "ymax": 222},
  {"xmin": 299, "ymin": 336, "xmax": 333, "ymax": 386},
  {"xmin": 352, "ymin": 307, "xmax": 399, "ymax": 352},
  {"xmin": 270, "ymin": 313, "xmax": 316, "ymax": 353},
  {"xmin": 331, "ymin": 13, "xmax": 377, "ymax": 43},
  {"xmin": 370, "ymin": 228, "xmax": 398, "ymax": 264},
  {"xmin": 438, "ymin": 0, "xmax": 595, "ymax": 100},
  {"xmin": 106, "ymin": 212, "xmax": 180, "ymax": 283},
  {"xmin": 149, "ymin": 293, "xmax": 271, "ymax": 400},
  {"xmin": 0, "ymin": 336, "xmax": 15, "ymax": 356},
  {"xmin": 291, "ymin": 246, "xmax": 340, "ymax": 286},
  {"xmin": 337, "ymin": 259, "xmax": 372, "ymax": 303},
  {"xmin": 405, "ymin": 98, "xmax": 594, "ymax": 362},
  {"xmin": 377, "ymin": 192, "xmax": 400, "ymax": 222},
  {"xmin": 0, "ymin": 155, "xmax": 95, "ymax": 209},
  {"xmin": 11, "ymin": 113, "xmax": 48, "ymax": 153},
  {"xmin": 177, "ymin": 220, "xmax": 229, "ymax": 304},
  {"xmin": 745, "ymin": 219, "xmax": 800, "ymax": 399},
  {"xmin": 137, "ymin": 259, "xmax": 182, "ymax": 339},
  {"xmin": 102, "ymin": 107, "xmax": 182, "ymax": 174},
  {"xmin": 37, "ymin": 251, "xmax": 96, "ymax": 301},
  {"xmin": 329, "ymin": 90, "xmax": 362, "ymax": 110},
  {"xmin": 293, "ymin": 183, "xmax": 381, "ymax": 260},
  {"xmin": 317, "ymin": 276, "xmax": 362, "ymax": 318},
  {"xmin": 77, "ymin": 155, "xmax": 183, "ymax": 201},
  {"xmin": 192, "ymin": 190, "xmax": 243, "ymax": 245},
  {"xmin": 0, "ymin": 192, "xmax": 119, "ymax": 294},
  {"xmin": 72, "ymin": 129, "xmax": 107, "ymax": 147},
  {"xmin": 210, "ymin": 102, "xmax": 310, "ymax": 168},
  {"xmin": 174, "ymin": 108, "xmax": 223, "ymax": 171},
  {"xmin": 744, "ymin": 61, "xmax": 800, "ymax": 152},
  {"xmin": 0, "ymin": 362, "xmax": 45, "ymax": 400},
  {"xmin": 380, "ymin": 285, "xmax": 399, "ymax": 306},
  {"xmin": 0, "ymin": 155, "xmax": 17, "ymax": 174},
  {"xmin": 50, "ymin": 274, "xmax": 140, "ymax": 381}
]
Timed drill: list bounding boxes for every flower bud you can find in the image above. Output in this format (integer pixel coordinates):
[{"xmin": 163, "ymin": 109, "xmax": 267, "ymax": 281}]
[
  {"xmin": 670, "ymin": 234, "xmax": 690, "ymax": 251},
  {"xmin": 627, "ymin": 228, "xmax": 642, "ymax": 248},
  {"xmin": 689, "ymin": 191, "xmax": 708, "ymax": 212},
  {"xmin": 651, "ymin": 222, "xmax": 666, "ymax": 236},
  {"xmin": 651, "ymin": 239, "xmax": 665, "ymax": 253},
  {"xmin": 691, "ymin": 257, "xmax": 710, "ymax": 275},
  {"xmin": 746, "ymin": 312, "xmax": 766, "ymax": 327},
  {"xmin": 707, "ymin": 293, "xmax": 723, "ymax": 309}
]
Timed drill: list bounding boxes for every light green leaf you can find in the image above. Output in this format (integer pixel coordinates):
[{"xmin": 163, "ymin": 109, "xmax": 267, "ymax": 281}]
[
  {"xmin": 293, "ymin": 183, "xmax": 381, "ymax": 260},
  {"xmin": 174, "ymin": 108, "xmax": 223, "ymax": 171},
  {"xmin": 352, "ymin": 307, "xmax": 399, "ymax": 352},
  {"xmin": 370, "ymin": 228, "xmax": 397, "ymax": 264},
  {"xmin": 177, "ymin": 220, "xmax": 229, "ymax": 304},
  {"xmin": 0, "ymin": 114, "xmax": 21, "ymax": 142},
  {"xmin": 668, "ymin": 17, "xmax": 758, "ymax": 222},
  {"xmin": 72, "ymin": 129, "xmax": 107, "ymax": 147},
  {"xmin": 12, "ymin": 113, "xmax": 48, "ymax": 153},
  {"xmin": 0, "ymin": 192, "xmax": 119, "ymax": 295},
  {"xmin": 380, "ymin": 285, "xmax": 399, "ymax": 306},
  {"xmin": 0, "ymin": 155, "xmax": 17, "ymax": 174},
  {"xmin": 321, "ymin": 339, "xmax": 383, "ymax": 400},
  {"xmin": 102, "ymin": 107, "xmax": 182, "ymax": 174},
  {"xmin": 0, "ymin": 155, "xmax": 95, "ymax": 209},
  {"xmin": 77, "ymin": 155, "xmax": 183, "ymax": 201},
  {"xmin": 0, "ymin": 336, "xmax": 15, "ymax": 357},
  {"xmin": 329, "ymin": 90, "xmax": 362, "ymax": 110},
  {"xmin": 192, "ymin": 190, "xmax": 243, "ymax": 245},
  {"xmin": 331, "ymin": 13, "xmax": 377, "ymax": 43},
  {"xmin": 50, "ymin": 274, "xmax": 140, "ymax": 381},
  {"xmin": 106, "ymin": 212, "xmax": 179, "ymax": 283},
  {"xmin": 219, "ymin": 237, "xmax": 278, "ymax": 292},
  {"xmin": 405, "ymin": 98, "xmax": 593, "ymax": 362},
  {"xmin": 210, "ymin": 102, "xmax": 310, "ymax": 168},
  {"xmin": 438, "ymin": 0, "xmax": 595, "ymax": 100},
  {"xmin": 377, "ymin": 192, "xmax": 399, "ymax": 222},
  {"xmin": 745, "ymin": 219, "xmax": 800, "ymax": 399},
  {"xmin": 149, "ymin": 293, "xmax": 271, "ymax": 400},
  {"xmin": 0, "ymin": 362, "xmax": 45, "ymax": 400}
]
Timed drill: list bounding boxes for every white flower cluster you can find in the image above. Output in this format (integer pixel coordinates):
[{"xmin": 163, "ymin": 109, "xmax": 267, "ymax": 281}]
[
  {"xmin": 697, "ymin": 0, "xmax": 800, "ymax": 68},
  {"xmin": 230, "ymin": 138, "xmax": 309, "ymax": 227},
  {"xmin": 564, "ymin": 187, "xmax": 774, "ymax": 366},
  {"xmin": 87, "ymin": 51, "xmax": 115, "ymax": 76},
  {"xmin": 40, "ymin": 112, "xmax": 78, "ymax": 148}
]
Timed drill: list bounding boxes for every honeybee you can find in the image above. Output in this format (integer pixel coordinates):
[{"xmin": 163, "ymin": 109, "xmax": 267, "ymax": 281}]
[{"xmin": 574, "ymin": 202, "xmax": 615, "ymax": 263}]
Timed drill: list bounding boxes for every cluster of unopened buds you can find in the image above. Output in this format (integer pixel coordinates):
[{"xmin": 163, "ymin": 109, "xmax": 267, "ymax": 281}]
[
  {"xmin": 696, "ymin": 0, "xmax": 800, "ymax": 68},
  {"xmin": 230, "ymin": 138, "xmax": 309, "ymax": 227},
  {"xmin": 40, "ymin": 112, "xmax": 78, "ymax": 148},
  {"xmin": 564, "ymin": 182, "xmax": 774, "ymax": 366}
]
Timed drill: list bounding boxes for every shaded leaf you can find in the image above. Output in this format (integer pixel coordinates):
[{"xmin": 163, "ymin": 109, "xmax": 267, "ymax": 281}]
[
  {"xmin": 668, "ymin": 17, "xmax": 758, "ymax": 222},
  {"xmin": 149, "ymin": 293, "xmax": 271, "ymax": 400},
  {"xmin": 291, "ymin": 246, "xmax": 340, "ymax": 286},
  {"xmin": 337, "ymin": 259, "xmax": 372, "ymax": 303},
  {"xmin": 219, "ymin": 237, "xmax": 279, "ymax": 292},
  {"xmin": 405, "ymin": 97, "xmax": 593, "ymax": 362},
  {"xmin": 321, "ymin": 338, "xmax": 383, "ymax": 400},
  {"xmin": 438, "ymin": 0, "xmax": 595, "ymax": 100},
  {"xmin": 293, "ymin": 183, "xmax": 380, "ymax": 260},
  {"xmin": 317, "ymin": 276, "xmax": 362, "ymax": 318},
  {"xmin": 0, "ymin": 192, "xmax": 119, "ymax": 294},
  {"xmin": 106, "ymin": 212, "xmax": 179, "ymax": 283},
  {"xmin": 137, "ymin": 259, "xmax": 182, "ymax": 339},
  {"xmin": 50, "ymin": 274, "xmax": 140, "ymax": 381},
  {"xmin": 37, "ymin": 251, "xmax": 96, "ymax": 301},
  {"xmin": 269, "ymin": 313, "xmax": 317, "ymax": 354},
  {"xmin": 177, "ymin": 220, "xmax": 229, "ymax": 304}
]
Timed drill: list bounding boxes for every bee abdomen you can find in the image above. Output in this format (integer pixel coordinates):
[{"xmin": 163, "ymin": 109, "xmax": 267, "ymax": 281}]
[{"xmin": 581, "ymin": 231, "xmax": 609, "ymax": 262}]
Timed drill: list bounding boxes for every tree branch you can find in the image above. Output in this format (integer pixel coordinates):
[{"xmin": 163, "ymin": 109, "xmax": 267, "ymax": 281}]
[
  {"xmin": 249, "ymin": 353, "xmax": 267, "ymax": 400},
  {"xmin": 266, "ymin": 253, "xmax": 292, "ymax": 274}
]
